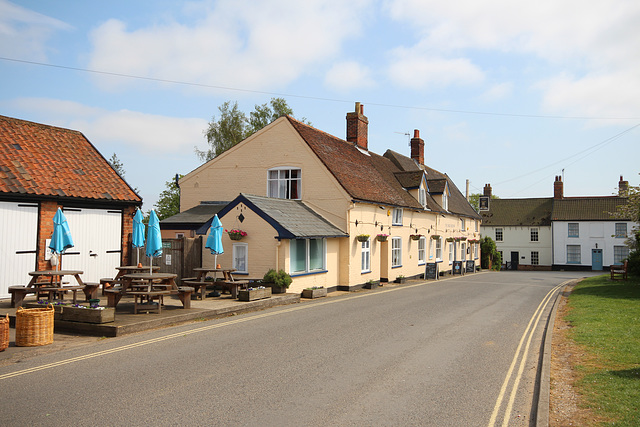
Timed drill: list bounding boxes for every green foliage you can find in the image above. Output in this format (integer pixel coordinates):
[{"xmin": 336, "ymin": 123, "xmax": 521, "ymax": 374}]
[
  {"xmin": 197, "ymin": 97, "xmax": 309, "ymax": 162},
  {"xmin": 627, "ymin": 248, "xmax": 640, "ymax": 276},
  {"xmin": 108, "ymin": 153, "xmax": 125, "ymax": 177},
  {"xmin": 468, "ymin": 192, "xmax": 499, "ymax": 212},
  {"xmin": 566, "ymin": 275, "xmax": 640, "ymax": 425},
  {"xmin": 480, "ymin": 236, "xmax": 502, "ymax": 270},
  {"xmin": 263, "ymin": 269, "xmax": 292, "ymax": 288},
  {"xmin": 154, "ymin": 175, "xmax": 182, "ymax": 220}
]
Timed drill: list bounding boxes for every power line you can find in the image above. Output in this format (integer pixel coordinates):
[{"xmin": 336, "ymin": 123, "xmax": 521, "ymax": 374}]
[{"xmin": 3, "ymin": 55, "xmax": 640, "ymax": 121}]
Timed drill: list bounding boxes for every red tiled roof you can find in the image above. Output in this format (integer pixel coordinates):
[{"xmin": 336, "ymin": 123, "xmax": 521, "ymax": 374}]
[{"xmin": 0, "ymin": 115, "xmax": 141, "ymax": 203}]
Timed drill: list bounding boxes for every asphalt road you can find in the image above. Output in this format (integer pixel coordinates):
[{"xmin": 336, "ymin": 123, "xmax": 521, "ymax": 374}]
[{"xmin": 0, "ymin": 271, "xmax": 596, "ymax": 426}]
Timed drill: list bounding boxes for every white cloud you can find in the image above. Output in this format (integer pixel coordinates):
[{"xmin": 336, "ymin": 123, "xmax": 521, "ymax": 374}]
[
  {"xmin": 387, "ymin": 53, "xmax": 484, "ymax": 89},
  {"xmin": 87, "ymin": 0, "xmax": 372, "ymax": 92},
  {"xmin": 384, "ymin": 0, "xmax": 640, "ymax": 117},
  {"xmin": 0, "ymin": 0, "xmax": 72, "ymax": 59},
  {"xmin": 6, "ymin": 97, "xmax": 208, "ymax": 153},
  {"xmin": 324, "ymin": 61, "xmax": 375, "ymax": 91},
  {"xmin": 480, "ymin": 82, "xmax": 513, "ymax": 102}
]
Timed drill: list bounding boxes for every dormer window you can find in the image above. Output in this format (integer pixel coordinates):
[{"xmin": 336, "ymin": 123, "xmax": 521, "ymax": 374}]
[
  {"xmin": 442, "ymin": 191, "xmax": 449, "ymax": 211},
  {"xmin": 419, "ymin": 185, "xmax": 426, "ymax": 208},
  {"xmin": 268, "ymin": 168, "xmax": 301, "ymax": 199}
]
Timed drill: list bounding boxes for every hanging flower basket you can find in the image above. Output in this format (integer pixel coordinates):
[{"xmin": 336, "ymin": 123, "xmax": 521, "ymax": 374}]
[
  {"xmin": 227, "ymin": 229, "xmax": 247, "ymax": 240},
  {"xmin": 446, "ymin": 237, "xmax": 454, "ymax": 242},
  {"xmin": 376, "ymin": 234, "xmax": 389, "ymax": 242},
  {"xmin": 431, "ymin": 234, "xmax": 441, "ymax": 239},
  {"xmin": 356, "ymin": 234, "xmax": 370, "ymax": 242},
  {"xmin": 410, "ymin": 234, "xmax": 422, "ymax": 241}
]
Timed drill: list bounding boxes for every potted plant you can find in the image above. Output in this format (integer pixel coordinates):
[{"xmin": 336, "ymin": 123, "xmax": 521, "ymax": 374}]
[
  {"xmin": 262, "ymin": 269, "xmax": 292, "ymax": 294},
  {"xmin": 356, "ymin": 234, "xmax": 370, "ymax": 242},
  {"xmin": 376, "ymin": 233, "xmax": 389, "ymax": 242},
  {"xmin": 227, "ymin": 229, "xmax": 247, "ymax": 240},
  {"xmin": 364, "ymin": 279, "xmax": 379, "ymax": 289},
  {"xmin": 410, "ymin": 234, "xmax": 422, "ymax": 240},
  {"xmin": 238, "ymin": 286, "xmax": 272, "ymax": 301},
  {"xmin": 302, "ymin": 286, "xmax": 327, "ymax": 299},
  {"xmin": 395, "ymin": 275, "xmax": 406, "ymax": 284}
]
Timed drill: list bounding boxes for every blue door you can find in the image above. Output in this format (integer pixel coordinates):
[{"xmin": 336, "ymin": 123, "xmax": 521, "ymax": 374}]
[{"xmin": 592, "ymin": 249, "xmax": 603, "ymax": 271}]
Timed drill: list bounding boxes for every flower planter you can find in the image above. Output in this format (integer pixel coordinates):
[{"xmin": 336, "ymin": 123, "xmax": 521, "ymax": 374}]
[
  {"xmin": 356, "ymin": 235, "xmax": 370, "ymax": 242},
  {"xmin": 395, "ymin": 277, "xmax": 406, "ymax": 284},
  {"xmin": 376, "ymin": 235, "xmax": 388, "ymax": 242},
  {"xmin": 238, "ymin": 288, "xmax": 271, "ymax": 301},
  {"xmin": 410, "ymin": 234, "xmax": 422, "ymax": 241},
  {"xmin": 301, "ymin": 288, "xmax": 327, "ymax": 299},
  {"xmin": 265, "ymin": 284, "xmax": 287, "ymax": 294},
  {"xmin": 229, "ymin": 234, "xmax": 243, "ymax": 241},
  {"xmin": 364, "ymin": 281, "xmax": 379, "ymax": 289},
  {"xmin": 61, "ymin": 306, "xmax": 115, "ymax": 324}
]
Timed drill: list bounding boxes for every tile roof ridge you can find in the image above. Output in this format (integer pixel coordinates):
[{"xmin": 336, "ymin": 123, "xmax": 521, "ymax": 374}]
[
  {"xmin": 0, "ymin": 114, "xmax": 83, "ymax": 135},
  {"xmin": 286, "ymin": 116, "xmax": 349, "ymax": 144}
]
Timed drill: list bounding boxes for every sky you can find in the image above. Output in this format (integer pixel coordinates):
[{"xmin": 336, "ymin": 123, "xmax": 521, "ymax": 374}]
[{"xmin": 1, "ymin": 0, "xmax": 639, "ymax": 211}]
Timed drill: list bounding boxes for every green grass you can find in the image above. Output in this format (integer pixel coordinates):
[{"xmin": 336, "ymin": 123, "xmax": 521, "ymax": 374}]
[{"xmin": 565, "ymin": 274, "xmax": 640, "ymax": 426}]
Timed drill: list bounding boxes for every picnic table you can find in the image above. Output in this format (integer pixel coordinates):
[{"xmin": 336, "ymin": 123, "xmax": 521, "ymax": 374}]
[
  {"xmin": 183, "ymin": 268, "xmax": 250, "ymax": 299},
  {"xmin": 105, "ymin": 272, "xmax": 192, "ymax": 314},
  {"xmin": 10, "ymin": 270, "xmax": 87, "ymax": 307}
]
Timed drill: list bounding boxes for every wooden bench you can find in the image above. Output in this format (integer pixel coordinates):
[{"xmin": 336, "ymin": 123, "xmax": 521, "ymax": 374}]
[
  {"xmin": 128, "ymin": 290, "xmax": 170, "ymax": 314},
  {"xmin": 176, "ymin": 287, "xmax": 194, "ymax": 309},
  {"xmin": 8, "ymin": 286, "xmax": 35, "ymax": 308},
  {"xmin": 82, "ymin": 283, "xmax": 100, "ymax": 301},
  {"xmin": 611, "ymin": 260, "xmax": 628, "ymax": 280},
  {"xmin": 182, "ymin": 280, "xmax": 210, "ymax": 300}
]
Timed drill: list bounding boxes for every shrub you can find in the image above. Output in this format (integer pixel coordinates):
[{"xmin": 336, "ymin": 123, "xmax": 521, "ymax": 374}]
[{"xmin": 263, "ymin": 269, "xmax": 292, "ymax": 288}]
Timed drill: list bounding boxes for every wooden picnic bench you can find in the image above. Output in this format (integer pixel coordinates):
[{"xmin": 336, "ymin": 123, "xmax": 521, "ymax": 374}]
[{"xmin": 610, "ymin": 260, "xmax": 628, "ymax": 280}]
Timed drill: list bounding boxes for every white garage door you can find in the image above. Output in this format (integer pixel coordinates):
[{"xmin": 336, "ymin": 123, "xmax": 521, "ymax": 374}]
[
  {"xmin": 61, "ymin": 208, "xmax": 122, "ymax": 283},
  {"xmin": 0, "ymin": 201, "xmax": 38, "ymax": 298}
]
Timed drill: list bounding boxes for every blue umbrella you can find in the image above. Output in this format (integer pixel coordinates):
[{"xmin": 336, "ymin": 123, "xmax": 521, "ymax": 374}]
[
  {"xmin": 49, "ymin": 208, "xmax": 74, "ymax": 271},
  {"xmin": 205, "ymin": 214, "xmax": 224, "ymax": 269},
  {"xmin": 132, "ymin": 208, "xmax": 146, "ymax": 265},
  {"xmin": 145, "ymin": 210, "xmax": 162, "ymax": 273}
]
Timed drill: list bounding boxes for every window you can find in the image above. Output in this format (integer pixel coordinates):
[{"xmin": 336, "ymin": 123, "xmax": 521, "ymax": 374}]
[
  {"xmin": 568, "ymin": 223, "xmax": 579, "ymax": 238},
  {"xmin": 567, "ymin": 245, "xmax": 581, "ymax": 264},
  {"xmin": 531, "ymin": 251, "xmax": 539, "ymax": 265},
  {"xmin": 268, "ymin": 168, "xmax": 301, "ymax": 199},
  {"xmin": 475, "ymin": 220, "xmax": 479, "ymax": 232},
  {"xmin": 418, "ymin": 237, "xmax": 426, "ymax": 264},
  {"xmin": 474, "ymin": 243, "xmax": 479, "ymax": 259},
  {"xmin": 290, "ymin": 238, "xmax": 325, "ymax": 273},
  {"xmin": 461, "ymin": 243, "xmax": 466, "ymax": 260},
  {"xmin": 530, "ymin": 228, "xmax": 539, "ymax": 242},
  {"xmin": 615, "ymin": 223, "xmax": 627, "ymax": 238},
  {"xmin": 232, "ymin": 243, "xmax": 248, "ymax": 273},
  {"xmin": 361, "ymin": 238, "xmax": 370, "ymax": 273},
  {"xmin": 442, "ymin": 192, "xmax": 449, "ymax": 211},
  {"xmin": 461, "ymin": 218, "xmax": 466, "ymax": 231},
  {"xmin": 391, "ymin": 237, "xmax": 402, "ymax": 267},
  {"xmin": 435, "ymin": 238, "xmax": 442, "ymax": 260},
  {"xmin": 614, "ymin": 246, "xmax": 629, "ymax": 264},
  {"xmin": 392, "ymin": 208, "xmax": 403, "ymax": 226},
  {"xmin": 495, "ymin": 228, "xmax": 503, "ymax": 242},
  {"xmin": 419, "ymin": 185, "xmax": 426, "ymax": 208},
  {"xmin": 448, "ymin": 242, "xmax": 454, "ymax": 263}
]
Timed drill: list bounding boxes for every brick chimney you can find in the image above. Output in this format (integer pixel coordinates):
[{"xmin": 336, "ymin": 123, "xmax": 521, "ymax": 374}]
[
  {"xmin": 346, "ymin": 102, "xmax": 368, "ymax": 150},
  {"xmin": 410, "ymin": 129, "xmax": 424, "ymax": 165},
  {"xmin": 554, "ymin": 176, "xmax": 564, "ymax": 199},
  {"xmin": 619, "ymin": 175, "xmax": 629, "ymax": 196},
  {"xmin": 483, "ymin": 183, "xmax": 492, "ymax": 197}
]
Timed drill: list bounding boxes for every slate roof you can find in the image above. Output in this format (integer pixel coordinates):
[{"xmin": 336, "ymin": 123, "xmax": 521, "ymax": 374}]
[
  {"xmin": 552, "ymin": 197, "xmax": 629, "ymax": 221},
  {"xmin": 0, "ymin": 115, "xmax": 140, "ymax": 203},
  {"xmin": 160, "ymin": 202, "xmax": 228, "ymax": 227},
  {"xmin": 201, "ymin": 194, "xmax": 348, "ymax": 239},
  {"xmin": 481, "ymin": 196, "xmax": 630, "ymax": 226},
  {"xmin": 481, "ymin": 198, "xmax": 553, "ymax": 226},
  {"xmin": 286, "ymin": 117, "xmax": 480, "ymax": 220}
]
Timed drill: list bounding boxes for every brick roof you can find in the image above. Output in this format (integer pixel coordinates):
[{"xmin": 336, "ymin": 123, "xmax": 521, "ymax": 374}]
[
  {"xmin": 552, "ymin": 197, "xmax": 629, "ymax": 221},
  {"xmin": 287, "ymin": 117, "xmax": 480, "ymax": 220},
  {"xmin": 0, "ymin": 115, "xmax": 141, "ymax": 203}
]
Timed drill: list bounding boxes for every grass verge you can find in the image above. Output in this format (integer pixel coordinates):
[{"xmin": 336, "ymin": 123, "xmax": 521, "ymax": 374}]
[{"xmin": 565, "ymin": 274, "xmax": 640, "ymax": 426}]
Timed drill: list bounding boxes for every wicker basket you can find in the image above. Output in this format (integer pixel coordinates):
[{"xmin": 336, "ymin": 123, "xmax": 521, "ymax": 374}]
[
  {"xmin": 0, "ymin": 314, "xmax": 9, "ymax": 351},
  {"xmin": 15, "ymin": 305, "xmax": 54, "ymax": 347}
]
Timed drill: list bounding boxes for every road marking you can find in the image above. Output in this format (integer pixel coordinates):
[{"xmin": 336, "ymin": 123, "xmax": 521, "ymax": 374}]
[
  {"xmin": 0, "ymin": 272, "xmax": 483, "ymax": 381},
  {"xmin": 487, "ymin": 280, "xmax": 568, "ymax": 427}
]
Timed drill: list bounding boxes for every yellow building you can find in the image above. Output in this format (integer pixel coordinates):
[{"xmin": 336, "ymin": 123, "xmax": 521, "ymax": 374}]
[{"xmin": 180, "ymin": 103, "xmax": 481, "ymax": 293}]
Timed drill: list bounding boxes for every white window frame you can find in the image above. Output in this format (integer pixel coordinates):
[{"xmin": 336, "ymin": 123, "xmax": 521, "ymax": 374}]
[
  {"xmin": 290, "ymin": 238, "xmax": 326, "ymax": 274},
  {"xmin": 614, "ymin": 223, "xmax": 627, "ymax": 238},
  {"xmin": 392, "ymin": 208, "xmax": 403, "ymax": 226},
  {"xmin": 531, "ymin": 251, "xmax": 539, "ymax": 265},
  {"xmin": 442, "ymin": 192, "xmax": 449, "ymax": 211},
  {"xmin": 419, "ymin": 185, "xmax": 426, "ymax": 208},
  {"xmin": 567, "ymin": 245, "xmax": 581, "ymax": 264},
  {"xmin": 418, "ymin": 236, "xmax": 426, "ymax": 264},
  {"xmin": 267, "ymin": 167, "xmax": 301, "ymax": 200},
  {"xmin": 361, "ymin": 238, "xmax": 371, "ymax": 273},
  {"xmin": 448, "ymin": 242, "xmax": 454, "ymax": 264},
  {"xmin": 495, "ymin": 228, "xmax": 503, "ymax": 242},
  {"xmin": 232, "ymin": 243, "xmax": 248, "ymax": 274},
  {"xmin": 530, "ymin": 228, "xmax": 539, "ymax": 242},
  {"xmin": 614, "ymin": 245, "xmax": 629, "ymax": 264},
  {"xmin": 568, "ymin": 223, "xmax": 579, "ymax": 238},
  {"xmin": 435, "ymin": 238, "xmax": 442, "ymax": 261},
  {"xmin": 391, "ymin": 237, "xmax": 402, "ymax": 267},
  {"xmin": 461, "ymin": 218, "xmax": 465, "ymax": 231}
]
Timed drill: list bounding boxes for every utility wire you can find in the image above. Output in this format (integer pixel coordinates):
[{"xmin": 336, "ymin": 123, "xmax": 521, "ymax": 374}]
[{"xmin": 3, "ymin": 55, "xmax": 640, "ymax": 121}]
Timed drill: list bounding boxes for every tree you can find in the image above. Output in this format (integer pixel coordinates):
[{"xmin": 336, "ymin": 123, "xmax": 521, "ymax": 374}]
[
  {"xmin": 108, "ymin": 153, "xmax": 126, "ymax": 178},
  {"xmin": 612, "ymin": 174, "xmax": 640, "ymax": 274},
  {"xmin": 154, "ymin": 174, "xmax": 182, "ymax": 220},
  {"xmin": 196, "ymin": 97, "xmax": 308, "ymax": 162},
  {"xmin": 480, "ymin": 236, "xmax": 502, "ymax": 271},
  {"xmin": 468, "ymin": 192, "xmax": 499, "ymax": 212}
]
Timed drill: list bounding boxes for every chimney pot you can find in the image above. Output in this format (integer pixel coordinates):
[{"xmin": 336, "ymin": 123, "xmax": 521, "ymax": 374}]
[
  {"xmin": 346, "ymin": 102, "xmax": 369, "ymax": 150},
  {"xmin": 410, "ymin": 129, "xmax": 424, "ymax": 166},
  {"xmin": 554, "ymin": 175, "xmax": 564, "ymax": 199},
  {"xmin": 483, "ymin": 183, "xmax": 492, "ymax": 197}
]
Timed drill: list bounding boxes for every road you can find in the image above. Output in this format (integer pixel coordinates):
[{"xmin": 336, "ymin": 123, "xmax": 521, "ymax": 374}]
[{"xmin": 0, "ymin": 271, "xmax": 595, "ymax": 426}]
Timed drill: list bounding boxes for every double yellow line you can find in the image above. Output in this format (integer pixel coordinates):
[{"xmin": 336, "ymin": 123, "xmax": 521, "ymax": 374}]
[{"xmin": 487, "ymin": 280, "xmax": 567, "ymax": 427}]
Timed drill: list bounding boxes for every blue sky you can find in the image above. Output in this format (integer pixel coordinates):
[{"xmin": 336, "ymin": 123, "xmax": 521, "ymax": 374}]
[{"xmin": 1, "ymin": 0, "xmax": 639, "ymax": 210}]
